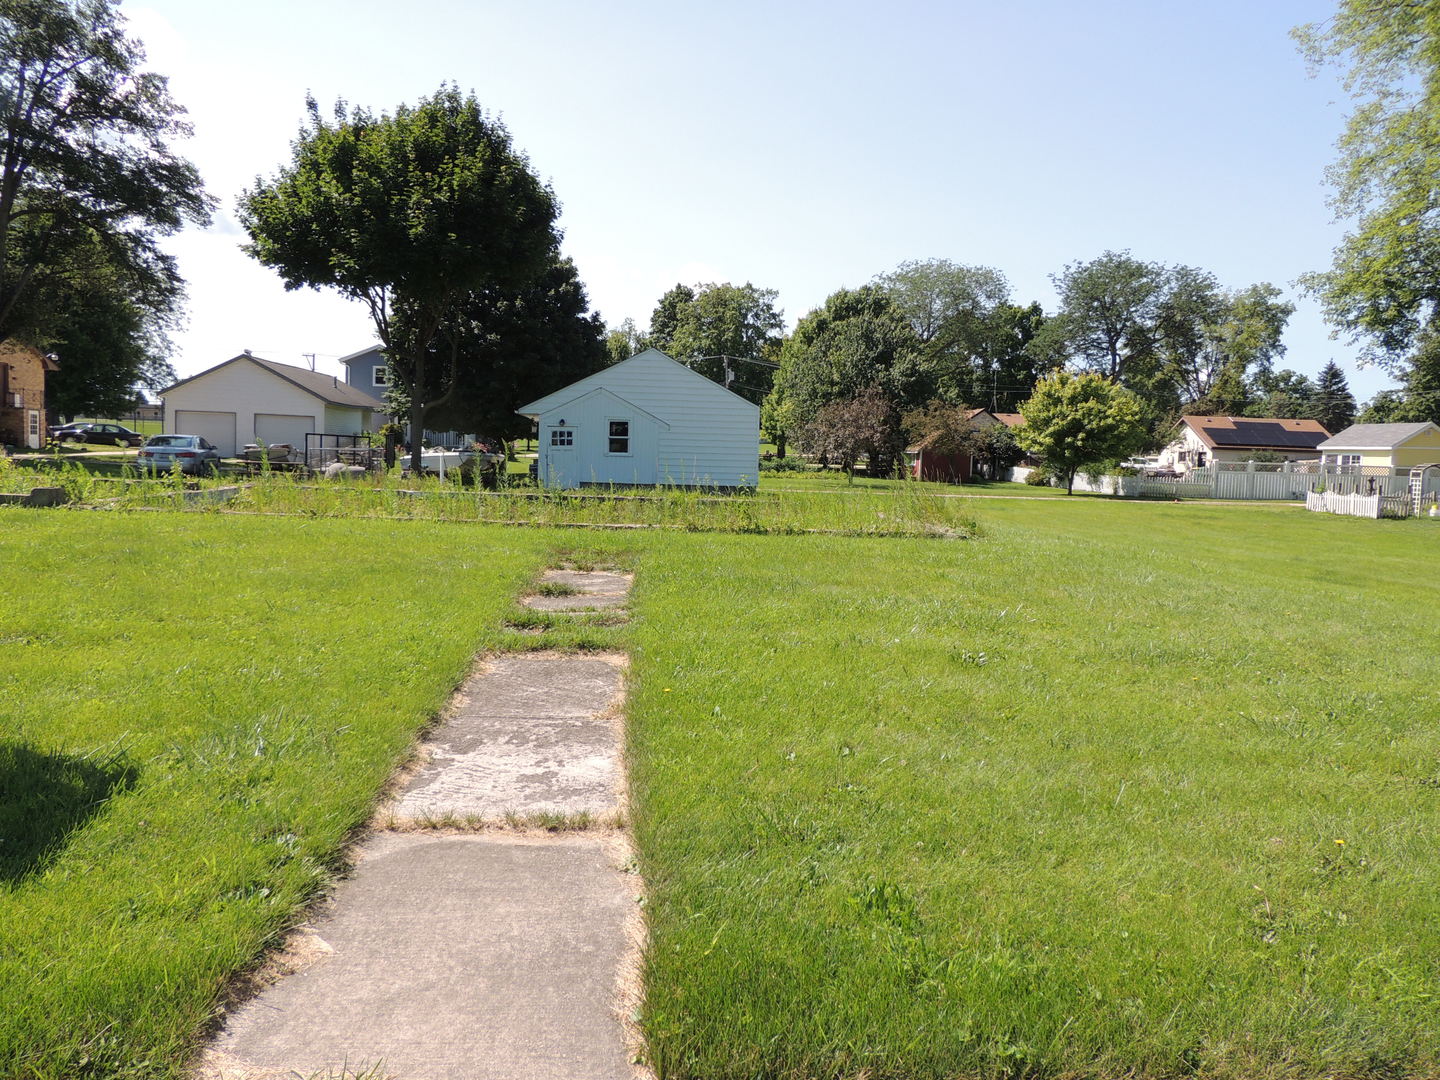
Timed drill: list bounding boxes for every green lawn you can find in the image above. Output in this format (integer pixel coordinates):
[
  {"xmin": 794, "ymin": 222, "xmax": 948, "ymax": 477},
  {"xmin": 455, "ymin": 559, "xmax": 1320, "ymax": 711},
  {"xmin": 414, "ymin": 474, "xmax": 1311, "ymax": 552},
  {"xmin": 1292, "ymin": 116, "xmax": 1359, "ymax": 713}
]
[
  {"xmin": 0, "ymin": 515, "xmax": 630, "ymax": 1078},
  {"xmin": 627, "ymin": 501, "xmax": 1440, "ymax": 1079},
  {"xmin": 3, "ymin": 499, "xmax": 1438, "ymax": 1079}
]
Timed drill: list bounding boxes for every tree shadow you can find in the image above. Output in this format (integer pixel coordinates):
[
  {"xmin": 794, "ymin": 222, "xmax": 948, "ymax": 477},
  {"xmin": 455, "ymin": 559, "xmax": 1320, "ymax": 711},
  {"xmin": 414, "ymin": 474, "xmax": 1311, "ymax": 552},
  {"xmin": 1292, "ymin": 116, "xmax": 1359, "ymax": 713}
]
[{"xmin": 0, "ymin": 742, "xmax": 138, "ymax": 886}]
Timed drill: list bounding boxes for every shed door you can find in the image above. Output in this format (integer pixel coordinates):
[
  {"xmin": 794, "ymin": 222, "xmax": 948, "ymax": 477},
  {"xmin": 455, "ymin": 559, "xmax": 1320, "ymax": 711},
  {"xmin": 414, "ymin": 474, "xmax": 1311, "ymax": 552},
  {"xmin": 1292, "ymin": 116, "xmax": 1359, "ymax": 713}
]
[
  {"xmin": 255, "ymin": 413, "xmax": 314, "ymax": 449},
  {"xmin": 173, "ymin": 410, "xmax": 237, "ymax": 456},
  {"xmin": 543, "ymin": 424, "xmax": 577, "ymax": 488}
]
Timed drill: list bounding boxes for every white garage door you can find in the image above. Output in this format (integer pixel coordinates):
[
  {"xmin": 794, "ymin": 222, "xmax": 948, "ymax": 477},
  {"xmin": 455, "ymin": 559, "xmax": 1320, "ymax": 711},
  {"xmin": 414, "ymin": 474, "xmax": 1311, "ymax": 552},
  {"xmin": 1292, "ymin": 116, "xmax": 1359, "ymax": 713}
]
[
  {"xmin": 254, "ymin": 413, "xmax": 316, "ymax": 451},
  {"xmin": 173, "ymin": 410, "xmax": 237, "ymax": 456}
]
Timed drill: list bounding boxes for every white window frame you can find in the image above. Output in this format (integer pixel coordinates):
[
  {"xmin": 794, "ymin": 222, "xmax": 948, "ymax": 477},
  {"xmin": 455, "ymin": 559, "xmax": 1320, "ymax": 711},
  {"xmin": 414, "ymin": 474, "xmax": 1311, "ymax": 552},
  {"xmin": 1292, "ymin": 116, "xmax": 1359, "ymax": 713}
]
[
  {"xmin": 606, "ymin": 418, "xmax": 631, "ymax": 456},
  {"xmin": 1337, "ymin": 453, "xmax": 1362, "ymax": 472},
  {"xmin": 372, "ymin": 365, "xmax": 388, "ymax": 387},
  {"xmin": 549, "ymin": 427, "xmax": 574, "ymax": 448}
]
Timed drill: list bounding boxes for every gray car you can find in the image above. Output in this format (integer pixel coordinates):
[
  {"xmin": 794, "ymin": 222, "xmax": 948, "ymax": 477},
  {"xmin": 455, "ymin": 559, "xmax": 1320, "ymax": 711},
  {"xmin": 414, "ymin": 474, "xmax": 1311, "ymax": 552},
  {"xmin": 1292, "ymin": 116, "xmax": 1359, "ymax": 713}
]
[{"xmin": 136, "ymin": 434, "xmax": 223, "ymax": 475}]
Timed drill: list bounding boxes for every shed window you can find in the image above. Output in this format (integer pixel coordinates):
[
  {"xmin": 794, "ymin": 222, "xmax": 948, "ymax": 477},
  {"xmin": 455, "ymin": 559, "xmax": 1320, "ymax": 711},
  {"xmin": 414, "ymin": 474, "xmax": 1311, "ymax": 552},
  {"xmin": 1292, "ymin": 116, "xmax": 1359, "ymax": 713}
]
[
  {"xmin": 1337, "ymin": 453, "xmax": 1361, "ymax": 470},
  {"xmin": 550, "ymin": 428, "xmax": 573, "ymax": 447},
  {"xmin": 608, "ymin": 420, "xmax": 630, "ymax": 454}
]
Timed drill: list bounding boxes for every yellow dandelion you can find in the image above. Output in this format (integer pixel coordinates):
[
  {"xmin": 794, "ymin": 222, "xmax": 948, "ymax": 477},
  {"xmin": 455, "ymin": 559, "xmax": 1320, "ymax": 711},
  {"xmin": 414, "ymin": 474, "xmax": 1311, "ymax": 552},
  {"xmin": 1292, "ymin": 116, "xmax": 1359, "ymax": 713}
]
[{"xmin": 1334, "ymin": 839, "xmax": 1345, "ymax": 846}]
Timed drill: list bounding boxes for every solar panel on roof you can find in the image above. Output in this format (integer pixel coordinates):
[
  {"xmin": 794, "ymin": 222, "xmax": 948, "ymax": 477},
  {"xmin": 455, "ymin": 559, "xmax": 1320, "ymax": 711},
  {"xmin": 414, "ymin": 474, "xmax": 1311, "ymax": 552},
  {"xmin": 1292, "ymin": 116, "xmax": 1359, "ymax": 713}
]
[{"xmin": 1202, "ymin": 420, "xmax": 1326, "ymax": 449}]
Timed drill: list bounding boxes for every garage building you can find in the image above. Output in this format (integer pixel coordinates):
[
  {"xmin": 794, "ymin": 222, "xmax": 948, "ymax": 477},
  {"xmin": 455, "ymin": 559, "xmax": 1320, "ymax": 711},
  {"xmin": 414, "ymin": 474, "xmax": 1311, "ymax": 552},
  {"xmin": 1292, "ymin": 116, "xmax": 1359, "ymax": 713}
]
[
  {"xmin": 159, "ymin": 352, "xmax": 377, "ymax": 456},
  {"xmin": 517, "ymin": 348, "xmax": 759, "ymax": 489}
]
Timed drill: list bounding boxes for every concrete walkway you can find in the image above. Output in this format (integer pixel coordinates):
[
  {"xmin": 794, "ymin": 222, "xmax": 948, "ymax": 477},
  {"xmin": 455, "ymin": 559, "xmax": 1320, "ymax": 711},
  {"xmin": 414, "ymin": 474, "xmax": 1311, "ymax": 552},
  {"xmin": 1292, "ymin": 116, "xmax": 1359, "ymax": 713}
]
[{"xmin": 202, "ymin": 569, "xmax": 642, "ymax": 1080}]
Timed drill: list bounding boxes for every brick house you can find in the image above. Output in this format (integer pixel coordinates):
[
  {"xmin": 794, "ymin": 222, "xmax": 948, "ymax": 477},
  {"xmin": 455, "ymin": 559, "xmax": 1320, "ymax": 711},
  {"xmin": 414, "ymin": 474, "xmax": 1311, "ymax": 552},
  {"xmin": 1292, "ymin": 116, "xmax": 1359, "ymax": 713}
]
[{"xmin": 0, "ymin": 339, "xmax": 59, "ymax": 450}]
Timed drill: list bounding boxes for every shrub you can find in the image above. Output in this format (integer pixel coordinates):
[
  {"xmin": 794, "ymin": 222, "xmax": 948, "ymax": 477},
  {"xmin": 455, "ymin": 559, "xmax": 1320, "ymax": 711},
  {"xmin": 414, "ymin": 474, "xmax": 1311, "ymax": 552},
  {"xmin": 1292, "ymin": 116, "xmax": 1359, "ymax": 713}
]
[{"xmin": 1023, "ymin": 464, "xmax": 1051, "ymax": 486}]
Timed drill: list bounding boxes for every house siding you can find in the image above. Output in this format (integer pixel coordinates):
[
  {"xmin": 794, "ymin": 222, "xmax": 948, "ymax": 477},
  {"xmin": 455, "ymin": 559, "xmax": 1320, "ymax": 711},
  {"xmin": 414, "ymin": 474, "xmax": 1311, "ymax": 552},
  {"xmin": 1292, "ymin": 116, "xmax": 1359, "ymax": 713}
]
[{"xmin": 523, "ymin": 351, "xmax": 758, "ymax": 488}]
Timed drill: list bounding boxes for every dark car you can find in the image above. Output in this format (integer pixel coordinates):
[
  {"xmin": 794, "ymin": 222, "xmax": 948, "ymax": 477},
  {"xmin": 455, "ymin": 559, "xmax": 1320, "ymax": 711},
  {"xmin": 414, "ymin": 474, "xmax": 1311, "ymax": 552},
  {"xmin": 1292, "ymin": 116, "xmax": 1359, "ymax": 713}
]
[
  {"xmin": 73, "ymin": 423, "xmax": 145, "ymax": 447},
  {"xmin": 47, "ymin": 421, "xmax": 91, "ymax": 441}
]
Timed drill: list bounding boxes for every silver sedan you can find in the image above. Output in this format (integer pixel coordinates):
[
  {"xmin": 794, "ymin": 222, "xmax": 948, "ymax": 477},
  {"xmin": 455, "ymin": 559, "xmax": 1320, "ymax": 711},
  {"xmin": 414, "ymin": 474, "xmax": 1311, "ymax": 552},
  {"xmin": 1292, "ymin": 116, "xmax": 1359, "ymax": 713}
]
[{"xmin": 136, "ymin": 434, "xmax": 224, "ymax": 475}]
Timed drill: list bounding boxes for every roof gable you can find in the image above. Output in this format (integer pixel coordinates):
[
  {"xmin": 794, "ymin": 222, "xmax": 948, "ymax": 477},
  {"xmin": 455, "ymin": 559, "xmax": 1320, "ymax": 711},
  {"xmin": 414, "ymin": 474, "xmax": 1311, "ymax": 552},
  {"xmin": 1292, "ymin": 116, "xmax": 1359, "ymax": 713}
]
[
  {"xmin": 1180, "ymin": 415, "xmax": 1330, "ymax": 450},
  {"xmin": 337, "ymin": 344, "xmax": 385, "ymax": 366},
  {"xmin": 161, "ymin": 354, "xmax": 378, "ymax": 409},
  {"xmin": 542, "ymin": 386, "xmax": 671, "ymax": 428},
  {"xmin": 517, "ymin": 348, "xmax": 760, "ymax": 417}
]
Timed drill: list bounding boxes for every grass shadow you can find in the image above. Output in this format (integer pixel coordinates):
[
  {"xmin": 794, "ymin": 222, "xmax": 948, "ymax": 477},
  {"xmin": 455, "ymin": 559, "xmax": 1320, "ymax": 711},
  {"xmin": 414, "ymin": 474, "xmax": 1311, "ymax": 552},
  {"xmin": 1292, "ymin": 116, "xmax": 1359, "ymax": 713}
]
[{"xmin": 0, "ymin": 741, "xmax": 138, "ymax": 886}]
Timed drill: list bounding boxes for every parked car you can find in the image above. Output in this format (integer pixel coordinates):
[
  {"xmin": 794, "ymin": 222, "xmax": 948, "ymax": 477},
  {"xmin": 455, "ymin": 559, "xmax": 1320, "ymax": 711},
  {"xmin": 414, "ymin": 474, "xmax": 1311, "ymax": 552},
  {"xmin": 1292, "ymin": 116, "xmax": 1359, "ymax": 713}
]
[
  {"xmin": 47, "ymin": 421, "xmax": 91, "ymax": 441},
  {"xmin": 136, "ymin": 434, "xmax": 223, "ymax": 475},
  {"xmin": 72, "ymin": 422, "xmax": 145, "ymax": 447}
]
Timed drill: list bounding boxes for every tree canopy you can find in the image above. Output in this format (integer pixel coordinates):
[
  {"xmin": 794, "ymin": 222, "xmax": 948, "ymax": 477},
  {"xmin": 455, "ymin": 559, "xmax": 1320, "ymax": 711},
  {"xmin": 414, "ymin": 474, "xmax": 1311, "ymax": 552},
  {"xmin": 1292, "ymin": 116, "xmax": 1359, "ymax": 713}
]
[
  {"xmin": 660, "ymin": 281, "xmax": 784, "ymax": 403},
  {"xmin": 1296, "ymin": 2, "xmax": 1440, "ymax": 370},
  {"xmin": 1, "ymin": 0, "xmax": 209, "ymax": 409},
  {"xmin": 771, "ymin": 286, "xmax": 923, "ymax": 428},
  {"xmin": 872, "ymin": 259, "xmax": 1050, "ymax": 409},
  {"xmin": 239, "ymin": 85, "xmax": 558, "ymax": 470},
  {"xmin": 389, "ymin": 255, "xmax": 608, "ymax": 442},
  {"xmin": 1015, "ymin": 371, "xmax": 1146, "ymax": 494}
]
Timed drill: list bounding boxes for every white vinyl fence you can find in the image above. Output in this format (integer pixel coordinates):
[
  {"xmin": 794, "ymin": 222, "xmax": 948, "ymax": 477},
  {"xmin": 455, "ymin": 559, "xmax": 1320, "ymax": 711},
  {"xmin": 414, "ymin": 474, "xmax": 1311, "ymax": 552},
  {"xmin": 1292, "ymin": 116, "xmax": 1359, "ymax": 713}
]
[{"xmin": 1013, "ymin": 460, "xmax": 1440, "ymax": 505}]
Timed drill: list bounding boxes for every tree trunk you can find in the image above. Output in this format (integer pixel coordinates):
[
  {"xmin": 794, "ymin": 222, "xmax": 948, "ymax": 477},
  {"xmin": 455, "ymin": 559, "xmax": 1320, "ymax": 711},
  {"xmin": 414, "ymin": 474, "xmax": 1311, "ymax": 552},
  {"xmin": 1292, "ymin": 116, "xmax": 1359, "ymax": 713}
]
[
  {"xmin": 1066, "ymin": 468, "xmax": 1076, "ymax": 495},
  {"xmin": 408, "ymin": 348, "xmax": 426, "ymax": 474},
  {"xmin": 776, "ymin": 433, "xmax": 786, "ymax": 458}
]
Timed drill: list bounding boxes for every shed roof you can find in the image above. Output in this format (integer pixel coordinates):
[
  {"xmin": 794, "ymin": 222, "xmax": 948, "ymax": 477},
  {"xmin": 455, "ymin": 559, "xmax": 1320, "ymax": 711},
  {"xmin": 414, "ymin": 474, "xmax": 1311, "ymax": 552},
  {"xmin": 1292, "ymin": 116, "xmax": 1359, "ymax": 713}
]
[
  {"xmin": 516, "ymin": 348, "xmax": 759, "ymax": 418},
  {"xmin": 162, "ymin": 354, "xmax": 378, "ymax": 409},
  {"xmin": 1317, "ymin": 421, "xmax": 1440, "ymax": 450},
  {"xmin": 993, "ymin": 412, "xmax": 1024, "ymax": 428},
  {"xmin": 1180, "ymin": 415, "xmax": 1329, "ymax": 450}
]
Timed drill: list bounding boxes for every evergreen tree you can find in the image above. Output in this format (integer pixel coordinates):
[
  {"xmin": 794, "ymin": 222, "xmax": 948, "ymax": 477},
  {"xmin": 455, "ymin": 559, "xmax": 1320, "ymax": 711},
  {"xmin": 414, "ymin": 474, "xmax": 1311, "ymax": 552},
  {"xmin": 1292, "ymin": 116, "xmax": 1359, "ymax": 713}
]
[{"xmin": 1312, "ymin": 361, "xmax": 1357, "ymax": 432}]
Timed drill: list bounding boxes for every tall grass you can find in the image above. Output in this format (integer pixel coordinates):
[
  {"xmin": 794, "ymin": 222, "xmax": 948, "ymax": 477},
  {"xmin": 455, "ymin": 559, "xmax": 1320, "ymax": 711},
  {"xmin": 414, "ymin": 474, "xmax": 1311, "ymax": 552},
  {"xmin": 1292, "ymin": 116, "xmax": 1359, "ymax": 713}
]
[{"xmin": 93, "ymin": 470, "xmax": 980, "ymax": 538}]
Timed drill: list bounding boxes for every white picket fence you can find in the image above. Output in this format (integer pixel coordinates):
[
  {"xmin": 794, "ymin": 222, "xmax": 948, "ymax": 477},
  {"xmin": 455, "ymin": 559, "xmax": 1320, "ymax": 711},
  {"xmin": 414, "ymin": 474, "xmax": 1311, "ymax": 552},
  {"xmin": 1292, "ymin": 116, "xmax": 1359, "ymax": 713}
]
[
  {"xmin": 1306, "ymin": 490, "xmax": 1381, "ymax": 518},
  {"xmin": 1011, "ymin": 461, "xmax": 1440, "ymax": 505}
]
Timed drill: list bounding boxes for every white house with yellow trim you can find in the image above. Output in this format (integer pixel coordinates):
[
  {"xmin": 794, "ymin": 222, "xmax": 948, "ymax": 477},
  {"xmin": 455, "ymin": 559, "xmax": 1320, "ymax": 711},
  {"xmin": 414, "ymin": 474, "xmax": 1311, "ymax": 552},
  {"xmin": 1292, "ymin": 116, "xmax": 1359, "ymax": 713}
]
[{"xmin": 1317, "ymin": 422, "xmax": 1440, "ymax": 471}]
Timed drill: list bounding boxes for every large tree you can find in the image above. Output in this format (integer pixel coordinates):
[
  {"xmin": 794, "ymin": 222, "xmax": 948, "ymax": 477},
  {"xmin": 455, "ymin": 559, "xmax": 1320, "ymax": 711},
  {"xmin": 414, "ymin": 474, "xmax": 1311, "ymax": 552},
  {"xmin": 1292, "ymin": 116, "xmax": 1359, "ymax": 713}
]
[
  {"xmin": 239, "ymin": 86, "xmax": 558, "ymax": 471},
  {"xmin": 646, "ymin": 283, "xmax": 695, "ymax": 354},
  {"xmin": 1049, "ymin": 251, "xmax": 1167, "ymax": 385},
  {"xmin": 770, "ymin": 286, "xmax": 923, "ymax": 429},
  {"xmin": 1162, "ymin": 282, "xmax": 1294, "ymax": 417},
  {"xmin": 604, "ymin": 317, "xmax": 647, "ymax": 366},
  {"xmin": 1296, "ymin": 3, "xmax": 1440, "ymax": 371},
  {"xmin": 33, "ymin": 225, "xmax": 178, "ymax": 417},
  {"xmin": 873, "ymin": 258, "xmax": 1037, "ymax": 408},
  {"xmin": 663, "ymin": 281, "xmax": 784, "ymax": 403},
  {"xmin": 1356, "ymin": 332, "xmax": 1440, "ymax": 425},
  {"xmin": 1311, "ymin": 360, "xmax": 1357, "ymax": 433},
  {"xmin": 1, "ymin": 0, "xmax": 208, "ymax": 397},
  {"xmin": 1016, "ymin": 371, "xmax": 1146, "ymax": 494},
  {"xmin": 389, "ymin": 255, "xmax": 608, "ymax": 443}
]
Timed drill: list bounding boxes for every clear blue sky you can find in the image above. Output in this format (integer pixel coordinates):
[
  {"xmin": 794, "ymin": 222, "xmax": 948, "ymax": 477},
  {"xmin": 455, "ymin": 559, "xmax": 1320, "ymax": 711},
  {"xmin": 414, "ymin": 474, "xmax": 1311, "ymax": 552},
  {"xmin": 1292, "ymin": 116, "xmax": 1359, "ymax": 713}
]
[{"xmin": 129, "ymin": 0, "xmax": 1396, "ymax": 401}]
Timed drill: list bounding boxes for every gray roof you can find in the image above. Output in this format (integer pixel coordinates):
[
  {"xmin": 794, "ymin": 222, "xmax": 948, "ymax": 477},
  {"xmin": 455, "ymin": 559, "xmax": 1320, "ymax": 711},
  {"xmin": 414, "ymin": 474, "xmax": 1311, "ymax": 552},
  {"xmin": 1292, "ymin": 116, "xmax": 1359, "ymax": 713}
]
[
  {"xmin": 162, "ymin": 354, "xmax": 379, "ymax": 409},
  {"xmin": 337, "ymin": 344, "xmax": 385, "ymax": 366},
  {"xmin": 1317, "ymin": 422, "xmax": 1439, "ymax": 450}
]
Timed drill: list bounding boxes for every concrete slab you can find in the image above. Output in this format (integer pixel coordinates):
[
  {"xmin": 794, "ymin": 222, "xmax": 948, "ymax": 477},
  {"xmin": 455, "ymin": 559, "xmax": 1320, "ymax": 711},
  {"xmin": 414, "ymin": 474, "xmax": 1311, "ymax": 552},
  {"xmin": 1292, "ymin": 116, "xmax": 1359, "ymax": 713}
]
[
  {"xmin": 539, "ymin": 569, "xmax": 632, "ymax": 595},
  {"xmin": 520, "ymin": 592, "xmax": 628, "ymax": 612},
  {"xmin": 451, "ymin": 656, "xmax": 622, "ymax": 719},
  {"xmin": 391, "ymin": 655, "xmax": 623, "ymax": 820},
  {"xmin": 205, "ymin": 833, "xmax": 634, "ymax": 1080},
  {"xmin": 394, "ymin": 715, "xmax": 619, "ymax": 819}
]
